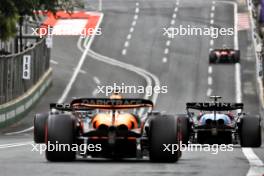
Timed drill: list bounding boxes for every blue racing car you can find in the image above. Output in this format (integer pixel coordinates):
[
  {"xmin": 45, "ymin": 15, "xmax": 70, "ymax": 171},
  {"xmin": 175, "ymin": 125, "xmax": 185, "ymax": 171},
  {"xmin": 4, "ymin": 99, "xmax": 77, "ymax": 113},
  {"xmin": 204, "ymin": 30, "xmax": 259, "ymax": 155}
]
[{"xmin": 179, "ymin": 96, "xmax": 262, "ymax": 147}]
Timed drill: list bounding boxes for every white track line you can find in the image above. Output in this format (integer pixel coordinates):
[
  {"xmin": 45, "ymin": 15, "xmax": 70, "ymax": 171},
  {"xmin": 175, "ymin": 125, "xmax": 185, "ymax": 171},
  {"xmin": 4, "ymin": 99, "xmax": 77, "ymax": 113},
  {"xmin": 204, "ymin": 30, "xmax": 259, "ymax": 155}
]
[
  {"xmin": 162, "ymin": 0, "xmax": 180, "ymax": 64},
  {"xmin": 80, "ymin": 69, "xmax": 87, "ymax": 74},
  {"xmin": 164, "ymin": 48, "xmax": 169, "ymax": 55},
  {"xmin": 87, "ymin": 50, "xmax": 160, "ymax": 117},
  {"xmin": 92, "ymin": 76, "xmax": 101, "ymax": 96},
  {"xmin": 122, "ymin": 49, "xmax": 127, "ymax": 55},
  {"xmin": 132, "ymin": 20, "xmax": 137, "ymax": 26},
  {"xmin": 50, "ymin": 60, "xmax": 58, "ymax": 65},
  {"xmin": 92, "ymin": 89, "xmax": 99, "ymax": 97},
  {"xmin": 135, "ymin": 8, "xmax": 139, "ymax": 14},
  {"xmin": 124, "ymin": 41, "xmax": 130, "ymax": 48},
  {"xmin": 76, "ymin": 6, "xmax": 160, "ymax": 107},
  {"xmin": 208, "ymin": 66, "xmax": 213, "ymax": 74},
  {"xmin": 166, "ymin": 40, "xmax": 171, "ymax": 47},
  {"xmin": 122, "ymin": 4, "xmax": 139, "ymax": 56},
  {"xmin": 57, "ymin": 14, "xmax": 104, "ymax": 104},
  {"xmin": 207, "ymin": 88, "xmax": 212, "ymax": 97},
  {"xmin": 83, "ymin": 36, "xmax": 91, "ymax": 48},
  {"xmin": 5, "ymin": 127, "xmax": 34, "ymax": 136},
  {"xmin": 233, "ymin": 2, "xmax": 238, "ymax": 50},
  {"xmin": 73, "ymin": 68, "xmax": 86, "ymax": 74},
  {"xmin": 0, "ymin": 142, "xmax": 33, "ymax": 149},
  {"xmin": 242, "ymin": 148, "xmax": 264, "ymax": 166},
  {"xmin": 93, "ymin": 76, "xmax": 101, "ymax": 85},
  {"xmin": 127, "ymin": 34, "xmax": 132, "ymax": 40},
  {"xmin": 129, "ymin": 27, "xmax": 134, "ymax": 33},
  {"xmin": 0, "ymin": 142, "xmax": 31, "ymax": 147},
  {"xmin": 87, "ymin": 50, "xmax": 160, "ymax": 106},
  {"xmin": 162, "ymin": 57, "xmax": 168, "ymax": 63},
  {"xmin": 210, "ymin": 39, "xmax": 214, "ymax": 46},
  {"xmin": 208, "ymin": 0, "xmax": 213, "ymax": 98},
  {"xmin": 77, "ymin": 7, "xmax": 159, "ymax": 106},
  {"xmin": 235, "ymin": 63, "xmax": 242, "ymax": 103},
  {"xmin": 208, "ymin": 76, "xmax": 213, "ymax": 85},
  {"xmin": 77, "ymin": 36, "xmax": 83, "ymax": 51},
  {"xmin": 211, "ymin": 6, "xmax": 215, "ymax": 11},
  {"xmin": 242, "ymin": 148, "xmax": 264, "ymax": 176}
]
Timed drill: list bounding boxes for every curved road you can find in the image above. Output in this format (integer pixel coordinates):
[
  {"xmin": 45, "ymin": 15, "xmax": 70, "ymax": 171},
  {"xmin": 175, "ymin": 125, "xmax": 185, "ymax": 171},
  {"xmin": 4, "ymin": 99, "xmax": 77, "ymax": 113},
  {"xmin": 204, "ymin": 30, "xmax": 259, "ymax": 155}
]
[{"xmin": 0, "ymin": 0, "xmax": 263, "ymax": 176}]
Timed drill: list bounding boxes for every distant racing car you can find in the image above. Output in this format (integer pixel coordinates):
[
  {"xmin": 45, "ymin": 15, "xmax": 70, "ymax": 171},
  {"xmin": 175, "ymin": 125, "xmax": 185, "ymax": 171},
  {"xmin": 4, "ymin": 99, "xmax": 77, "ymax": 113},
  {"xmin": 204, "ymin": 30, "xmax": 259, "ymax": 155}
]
[
  {"xmin": 179, "ymin": 96, "xmax": 262, "ymax": 147},
  {"xmin": 209, "ymin": 48, "xmax": 240, "ymax": 63},
  {"xmin": 34, "ymin": 97, "xmax": 182, "ymax": 162}
]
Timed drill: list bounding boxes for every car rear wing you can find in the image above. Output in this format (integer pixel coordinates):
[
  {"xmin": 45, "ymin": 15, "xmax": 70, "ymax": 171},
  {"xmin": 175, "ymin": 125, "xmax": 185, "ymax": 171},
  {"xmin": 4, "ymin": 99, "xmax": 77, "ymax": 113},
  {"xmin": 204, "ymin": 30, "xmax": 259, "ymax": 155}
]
[
  {"xmin": 186, "ymin": 102, "xmax": 243, "ymax": 111},
  {"xmin": 50, "ymin": 98, "xmax": 153, "ymax": 111},
  {"xmin": 211, "ymin": 49, "xmax": 238, "ymax": 52}
]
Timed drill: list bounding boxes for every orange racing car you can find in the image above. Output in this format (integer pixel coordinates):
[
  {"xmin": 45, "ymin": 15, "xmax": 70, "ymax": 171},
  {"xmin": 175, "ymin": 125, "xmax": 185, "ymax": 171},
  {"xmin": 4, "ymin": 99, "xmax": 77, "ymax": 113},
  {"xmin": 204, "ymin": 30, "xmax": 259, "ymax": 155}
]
[{"xmin": 34, "ymin": 96, "xmax": 182, "ymax": 162}]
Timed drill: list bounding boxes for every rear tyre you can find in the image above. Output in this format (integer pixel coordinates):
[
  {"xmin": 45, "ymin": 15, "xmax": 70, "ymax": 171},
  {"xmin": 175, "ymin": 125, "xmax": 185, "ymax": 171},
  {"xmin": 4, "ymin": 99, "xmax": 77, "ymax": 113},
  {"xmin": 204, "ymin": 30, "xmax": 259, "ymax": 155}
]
[
  {"xmin": 240, "ymin": 116, "xmax": 262, "ymax": 147},
  {"xmin": 234, "ymin": 50, "xmax": 240, "ymax": 63},
  {"xmin": 45, "ymin": 114, "xmax": 76, "ymax": 161},
  {"xmin": 177, "ymin": 114, "xmax": 190, "ymax": 145},
  {"xmin": 209, "ymin": 52, "xmax": 217, "ymax": 63},
  {"xmin": 34, "ymin": 113, "xmax": 49, "ymax": 143},
  {"xmin": 149, "ymin": 115, "xmax": 180, "ymax": 162}
]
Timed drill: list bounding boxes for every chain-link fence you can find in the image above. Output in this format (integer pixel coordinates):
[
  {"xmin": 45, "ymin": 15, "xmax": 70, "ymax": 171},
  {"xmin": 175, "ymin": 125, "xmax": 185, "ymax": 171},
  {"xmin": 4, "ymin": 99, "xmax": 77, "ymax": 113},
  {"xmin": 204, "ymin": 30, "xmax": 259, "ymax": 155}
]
[{"xmin": 0, "ymin": 38, "xmax": 50, "ymax": 104}]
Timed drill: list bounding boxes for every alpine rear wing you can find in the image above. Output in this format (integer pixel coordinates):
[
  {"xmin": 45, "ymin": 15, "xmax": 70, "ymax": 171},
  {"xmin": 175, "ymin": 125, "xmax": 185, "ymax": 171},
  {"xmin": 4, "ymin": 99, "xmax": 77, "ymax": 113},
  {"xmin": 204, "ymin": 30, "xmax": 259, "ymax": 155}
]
[
  {"xmin": 50, "ymin": 98, "xmax": 153, "ymax": 111},
  {"xmin": 186, "ymin": 102, "xmax": 244, "ymax": 111}
]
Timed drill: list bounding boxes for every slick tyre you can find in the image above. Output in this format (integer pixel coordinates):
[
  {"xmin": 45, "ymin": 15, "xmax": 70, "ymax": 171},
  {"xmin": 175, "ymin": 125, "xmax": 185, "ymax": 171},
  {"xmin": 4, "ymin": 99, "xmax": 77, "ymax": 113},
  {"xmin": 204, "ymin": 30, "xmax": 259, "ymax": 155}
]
[
  {"xmin": 240, "ymin": 116, "xmax": 262, "ymax": 147},
  {"xmin": 34, "ymin": 113, "xmax": 49, "ymax": 143},
  {"xmin": 149, "ymin": 115, "xmax": 180, "ymax": 162},
  {"xmin": 45, "ymin": 114, "xmax": 76, "ymax": 161},
  {"xmin": 209, "ymin": 52, "xmax": 217, "ymax": 63},
  {"xmin": 234, "ymin": 50, "xmax": 240, "ymax": 63},
  {"xmin": 177, "ymin": 114, "xmax": 190, "ymax": 145}
]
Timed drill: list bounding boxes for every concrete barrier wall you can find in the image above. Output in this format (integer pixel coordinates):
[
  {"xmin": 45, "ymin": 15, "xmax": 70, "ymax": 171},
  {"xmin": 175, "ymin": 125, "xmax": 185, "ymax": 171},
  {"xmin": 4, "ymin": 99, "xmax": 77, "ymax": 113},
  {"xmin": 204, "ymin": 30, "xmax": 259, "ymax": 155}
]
[{"xmin": 0, "ymin": 68, "xmax": 52, "ymax": 128}]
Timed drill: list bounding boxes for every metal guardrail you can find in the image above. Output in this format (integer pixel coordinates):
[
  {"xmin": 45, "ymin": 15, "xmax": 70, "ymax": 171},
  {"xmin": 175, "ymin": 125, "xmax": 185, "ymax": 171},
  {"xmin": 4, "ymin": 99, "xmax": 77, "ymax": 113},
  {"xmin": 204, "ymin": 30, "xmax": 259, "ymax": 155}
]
[{"xmin": 0, "ymin": 38, "xmax": 50, "ymax": 104}]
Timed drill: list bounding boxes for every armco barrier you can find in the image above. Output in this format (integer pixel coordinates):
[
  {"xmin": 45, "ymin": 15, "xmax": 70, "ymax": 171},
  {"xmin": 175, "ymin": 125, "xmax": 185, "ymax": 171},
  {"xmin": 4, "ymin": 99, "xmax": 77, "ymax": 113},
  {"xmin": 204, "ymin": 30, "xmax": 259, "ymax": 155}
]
[{"xmin": 0, "ymin": 68, "xmax": 52, "ymax": 128}]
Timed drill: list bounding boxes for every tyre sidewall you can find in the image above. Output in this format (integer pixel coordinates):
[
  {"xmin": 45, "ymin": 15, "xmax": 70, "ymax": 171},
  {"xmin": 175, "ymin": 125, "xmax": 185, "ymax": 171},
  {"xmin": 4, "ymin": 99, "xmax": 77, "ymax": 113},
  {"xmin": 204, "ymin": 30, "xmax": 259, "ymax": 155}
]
[
  {"xmin": 149, "ymin": 115, "xmax": 180, "ymax": 162},
  {"xmin": 240, "ymin": 116, "xmax": 261, "ymax": 147},
  {"xmin": 34, "ymin": 113, "xmax": 49, "ymax": 143},
  {"xmin": 45, "ymin": 114, "xmax": 76, "ymax": 161}
]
